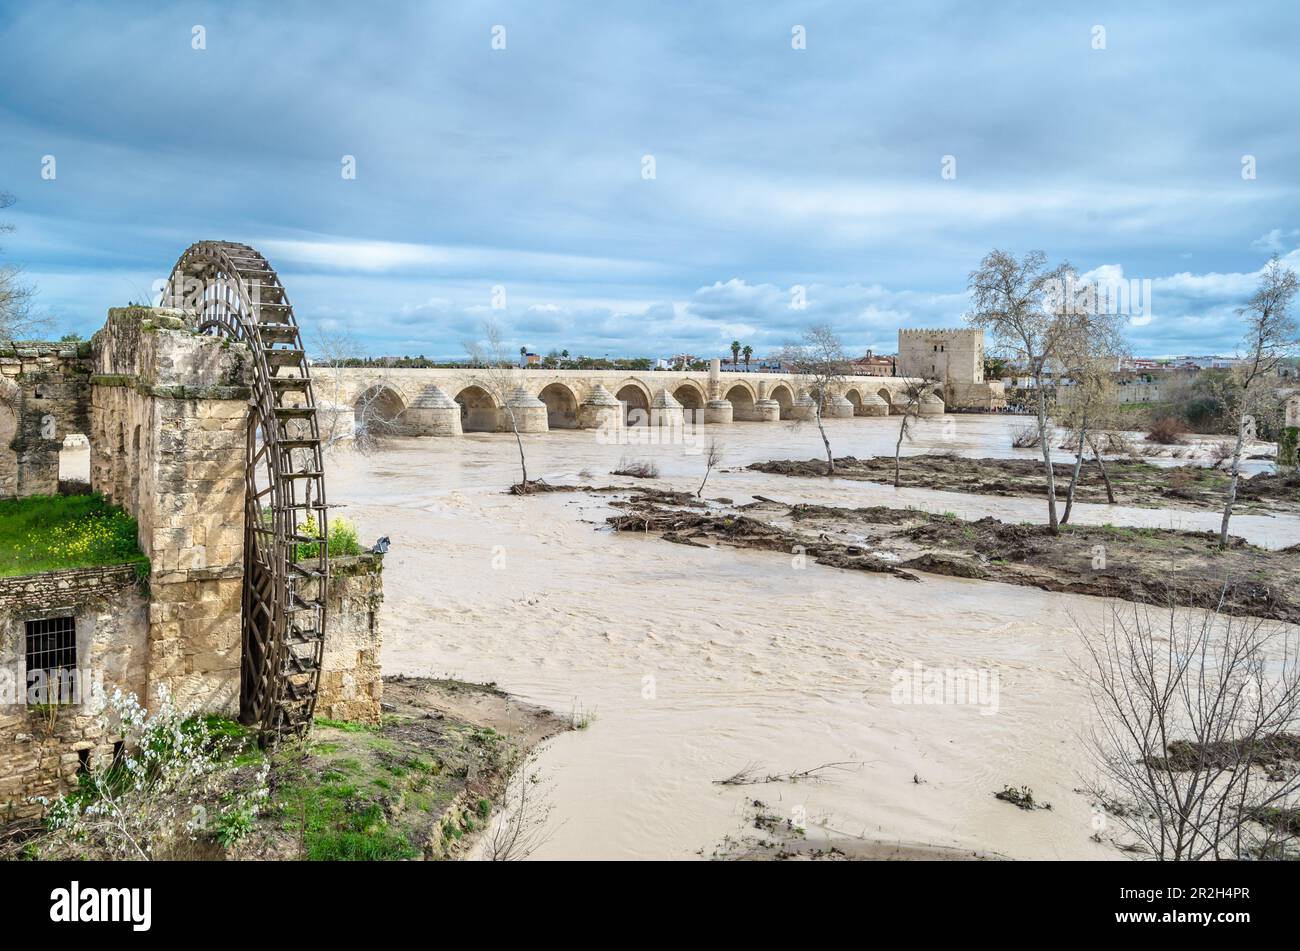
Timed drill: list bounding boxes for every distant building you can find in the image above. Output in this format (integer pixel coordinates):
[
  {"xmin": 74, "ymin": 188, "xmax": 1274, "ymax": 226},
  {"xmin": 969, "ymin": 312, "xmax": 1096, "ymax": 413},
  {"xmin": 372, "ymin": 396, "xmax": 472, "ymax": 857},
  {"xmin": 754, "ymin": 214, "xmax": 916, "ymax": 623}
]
[
  {"xmin": 852, "ymin": 350, "xmax": 895, "ymax": 377},
  {"xmin": 520, "ymin": 352, "xmax": 541, "ymax": 368},
  {"xmin": 897, "ymin": 328, "xmax": 984, "ymax": 384},
  {"xmin": 1120, "ymin": 355, "xmax": 1239, "ymax": 372},
  {"xmin": 896, "ymin": 328, "xmax": 1005, "ymax": 410}
]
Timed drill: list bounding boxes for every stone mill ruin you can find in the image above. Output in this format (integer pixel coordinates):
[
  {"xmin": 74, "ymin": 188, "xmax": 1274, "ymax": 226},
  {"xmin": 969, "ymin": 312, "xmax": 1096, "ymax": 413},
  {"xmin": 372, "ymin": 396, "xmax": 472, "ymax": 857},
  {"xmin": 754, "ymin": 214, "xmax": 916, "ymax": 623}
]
[{"xmin": 1, "ymin": 241, "xmax": 383, "ymax": 815}]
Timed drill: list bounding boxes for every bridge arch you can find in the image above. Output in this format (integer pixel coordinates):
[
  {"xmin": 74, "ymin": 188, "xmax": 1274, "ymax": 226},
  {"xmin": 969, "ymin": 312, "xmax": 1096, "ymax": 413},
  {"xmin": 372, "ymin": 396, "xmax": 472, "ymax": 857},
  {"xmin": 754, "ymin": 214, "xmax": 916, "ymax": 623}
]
[
  {"xmin": 454, "ymin": 384, "xmax": 501, "ymax": 432},
  {"xmin": 723, "ymin": 382, "xmax": 758, "ymax": 421},
  {"xmin": 353, "ymin": 384, "xmax": 408, "ymax": 433},
  {"xmin": 615, "ymin": 380, "xmax": 652, "ymax": 426},
  {"xmin": 843, "ymin": 386, "xmax": 865, "ymax": 416},
  {"xmin": 766, "ymin": 382, "xmax": 795, "ymax": 419},
  {"xmin": 672, "ymin": 380, "xmax": 706, "ymax": 411},
  {"xmin": 876, "ymin": 387, "xmax": 895, "ymax": 414},
  {"xmin": 538, "ymin": 381, "xmax": 580, "ymax": 429}
]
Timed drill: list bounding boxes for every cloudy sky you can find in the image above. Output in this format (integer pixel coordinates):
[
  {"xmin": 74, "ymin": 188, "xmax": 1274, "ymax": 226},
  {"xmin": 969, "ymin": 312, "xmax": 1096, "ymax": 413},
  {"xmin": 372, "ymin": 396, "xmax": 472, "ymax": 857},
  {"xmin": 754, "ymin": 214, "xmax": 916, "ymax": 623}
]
[{"xmin": 1, "ymin": 1, "xmax": 1297, "ymax": 359}]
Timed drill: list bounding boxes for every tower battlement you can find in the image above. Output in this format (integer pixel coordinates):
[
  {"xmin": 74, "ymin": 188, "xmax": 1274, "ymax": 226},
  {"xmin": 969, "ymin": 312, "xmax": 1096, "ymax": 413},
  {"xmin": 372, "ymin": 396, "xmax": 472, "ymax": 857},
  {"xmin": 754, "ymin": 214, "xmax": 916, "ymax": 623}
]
[{"xmin": 897, "ymin": 327, "xmax": 986, "ymax": 385}]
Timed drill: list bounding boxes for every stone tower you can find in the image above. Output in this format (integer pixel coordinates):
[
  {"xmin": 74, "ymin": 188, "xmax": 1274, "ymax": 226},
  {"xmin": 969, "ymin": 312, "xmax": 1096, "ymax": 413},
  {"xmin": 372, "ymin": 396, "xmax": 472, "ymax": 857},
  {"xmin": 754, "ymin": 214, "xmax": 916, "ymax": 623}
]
[{"xmin": 897, "ymin": 328, "xmax": 985, "ymax": 384}]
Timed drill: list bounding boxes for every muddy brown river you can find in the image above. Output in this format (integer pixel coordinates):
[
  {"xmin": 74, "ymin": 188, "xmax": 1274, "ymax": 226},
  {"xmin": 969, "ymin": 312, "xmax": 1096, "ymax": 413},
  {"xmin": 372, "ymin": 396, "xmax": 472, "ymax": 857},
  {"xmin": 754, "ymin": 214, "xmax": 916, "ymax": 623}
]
[{"xmin": 324, "ymin": 414, "xmax": 1298, "ymax": 859}]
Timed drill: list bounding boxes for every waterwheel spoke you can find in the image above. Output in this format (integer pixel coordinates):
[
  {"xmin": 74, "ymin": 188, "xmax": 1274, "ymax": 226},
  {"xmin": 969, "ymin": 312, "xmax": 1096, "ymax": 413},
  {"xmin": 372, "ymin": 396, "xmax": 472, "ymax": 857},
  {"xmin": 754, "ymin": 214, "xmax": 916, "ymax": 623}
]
[{"xmin": 165, "ymin": 241, "xmax": 329, "ymax": 743}]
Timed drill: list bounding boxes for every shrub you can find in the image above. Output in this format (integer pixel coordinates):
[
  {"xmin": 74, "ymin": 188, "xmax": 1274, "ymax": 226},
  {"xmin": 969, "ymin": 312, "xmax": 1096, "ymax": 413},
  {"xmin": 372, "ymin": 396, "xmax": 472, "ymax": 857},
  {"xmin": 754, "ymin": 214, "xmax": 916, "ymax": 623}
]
[
  {"xmin": 1010, "ymin": 422, "xmax": 1044, "ymax": 449},
  {"xmin": 1146, "ymin": 417, "xmax": 1188, "ymax": 444},
  {"xmin": 297, "ymin": 515, "xmax": 365, "ymax": 559},
  {"xmin": 611, "ymin": 456, "xmax": 660, "ymax": 479},
  {"xmin": 25, "ymin": 687, "xmax": 268, "ymax": 860}
]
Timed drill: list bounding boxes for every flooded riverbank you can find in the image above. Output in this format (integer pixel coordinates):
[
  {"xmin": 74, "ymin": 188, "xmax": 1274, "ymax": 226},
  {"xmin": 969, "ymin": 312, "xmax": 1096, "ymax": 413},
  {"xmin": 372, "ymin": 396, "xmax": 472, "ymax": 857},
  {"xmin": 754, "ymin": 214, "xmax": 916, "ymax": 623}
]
[{"xmin": 325, "ymin": 415, "xmax": 1299, "ymax": 859}]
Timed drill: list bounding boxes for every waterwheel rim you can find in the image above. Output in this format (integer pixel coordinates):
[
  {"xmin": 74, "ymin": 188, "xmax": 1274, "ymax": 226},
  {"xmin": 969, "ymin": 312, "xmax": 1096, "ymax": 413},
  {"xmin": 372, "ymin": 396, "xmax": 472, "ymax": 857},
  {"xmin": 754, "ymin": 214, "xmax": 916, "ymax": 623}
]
[{"xmin": 163, "ymin": 241, "xmax": 328, "ymax": 742}]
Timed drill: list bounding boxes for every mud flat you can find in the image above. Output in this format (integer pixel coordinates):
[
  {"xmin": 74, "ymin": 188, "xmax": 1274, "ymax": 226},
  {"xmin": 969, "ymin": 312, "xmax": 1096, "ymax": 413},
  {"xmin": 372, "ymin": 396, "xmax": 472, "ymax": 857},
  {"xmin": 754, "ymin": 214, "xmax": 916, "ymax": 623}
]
[
  {"xmin": 322, "ymin": 421, "xmax": 1300, "ymax": 860},
  {"xmin": 607, "ymin": 495, "xmax": 1300, "ymax": 623},
  {"xmin": 748, "ymin": 454, "xmax": 1300, "ymax": 515}
]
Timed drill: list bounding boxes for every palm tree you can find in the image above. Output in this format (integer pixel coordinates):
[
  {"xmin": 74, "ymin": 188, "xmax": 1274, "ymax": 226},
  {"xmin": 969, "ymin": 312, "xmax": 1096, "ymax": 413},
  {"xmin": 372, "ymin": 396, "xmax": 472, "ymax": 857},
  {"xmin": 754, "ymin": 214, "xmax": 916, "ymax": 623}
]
[
  {"xmin": 730, "ymin": 340, "xmax": 741, "ymax": 368},
  {"xmin": 742, "ymin": 345, "xmax": 753, "ymax": 370}
]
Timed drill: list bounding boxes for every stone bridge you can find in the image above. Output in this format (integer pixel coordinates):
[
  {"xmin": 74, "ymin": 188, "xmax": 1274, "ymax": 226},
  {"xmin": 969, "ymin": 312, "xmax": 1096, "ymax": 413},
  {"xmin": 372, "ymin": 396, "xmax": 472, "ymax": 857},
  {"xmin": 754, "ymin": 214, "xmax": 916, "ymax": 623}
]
[{"xmin": 311, "ymin": 361, "xmax": 947, "ymax": 436}]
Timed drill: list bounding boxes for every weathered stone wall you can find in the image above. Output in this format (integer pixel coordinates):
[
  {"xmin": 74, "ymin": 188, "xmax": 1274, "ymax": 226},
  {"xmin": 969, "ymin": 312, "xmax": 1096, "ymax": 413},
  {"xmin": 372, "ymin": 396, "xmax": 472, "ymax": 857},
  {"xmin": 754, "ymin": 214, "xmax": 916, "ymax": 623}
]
[
  {"xmin": 317, "ymin": 554, "xmax": 384, "ymax": 724},
  {"xmin": 0, "ymin": 341, "xmax": 94, "ymax": 498},
  {"xmin": 0, "ymin": 566, "xmax": 147, "ymax": 818},
  {"xmin": 90, "ymin": 307, "xmax": 251, "ymax": 714},
  {"xmin": 898, "ymin": 328, "xmax": 985, "ymax": 385}
]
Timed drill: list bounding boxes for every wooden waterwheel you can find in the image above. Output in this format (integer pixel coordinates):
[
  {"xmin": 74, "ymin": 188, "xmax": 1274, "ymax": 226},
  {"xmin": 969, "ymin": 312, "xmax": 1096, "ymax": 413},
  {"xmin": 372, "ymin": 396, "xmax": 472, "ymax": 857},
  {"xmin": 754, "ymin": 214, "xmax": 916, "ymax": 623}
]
[{"xmin": 164, "ymin": 241, "xmax": 328, "ymax": 741}]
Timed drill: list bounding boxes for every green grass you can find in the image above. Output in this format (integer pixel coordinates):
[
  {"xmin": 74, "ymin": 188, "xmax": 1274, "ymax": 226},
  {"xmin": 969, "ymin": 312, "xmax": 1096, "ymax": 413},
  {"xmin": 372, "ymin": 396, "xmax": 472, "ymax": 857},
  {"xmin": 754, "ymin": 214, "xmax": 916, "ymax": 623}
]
[
  {"xmin": 316, "ymin": 717, "xmax": 377, "ymax": 733},
  {"xmin": 0, "ymin": 493, "xmax": 149, "ymax": 578},
  {"xmin": 296, "ymin": 515, "xmax": 364, "ymax": 560}
]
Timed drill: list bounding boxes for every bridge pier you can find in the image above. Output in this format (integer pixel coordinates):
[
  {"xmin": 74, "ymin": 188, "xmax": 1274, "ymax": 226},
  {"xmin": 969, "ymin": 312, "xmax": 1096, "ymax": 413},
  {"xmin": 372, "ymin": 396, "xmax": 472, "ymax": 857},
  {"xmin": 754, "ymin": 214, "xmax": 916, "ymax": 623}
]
[
  {"xmin": 789, "ymin": 395, "xmax": 816, "ymax": 421},
  {"xmin": 650, "ymin": 388, "xmax": 685, "ymax": 427},
  {"xmin": 752, "ymin": 398, "xmax": 781, "ymax": 422},
  {"xmin": 578, "ymin": 383, "xmax": 623, "ymax": 430},
  {"xmin": 825, "ymin": 394, "xmax": 855, "ymax": 418},
  {"xmin": 505, "ymin": 387, "xmax": 549, "ymax": 432},
  {"xmin": 918, "ymin": 393, "xmax": 946, "ymax": 416},
  {"xmin": 404, "ymin": 384, "xmax": 462, "ymax": 436},
  {"xmin": 702, "ymin": 399, "xmax": 732, "ymax": 424},
  {"xmin": 856, "ymin": 392, "xmax": 890, "ymax": 416}
]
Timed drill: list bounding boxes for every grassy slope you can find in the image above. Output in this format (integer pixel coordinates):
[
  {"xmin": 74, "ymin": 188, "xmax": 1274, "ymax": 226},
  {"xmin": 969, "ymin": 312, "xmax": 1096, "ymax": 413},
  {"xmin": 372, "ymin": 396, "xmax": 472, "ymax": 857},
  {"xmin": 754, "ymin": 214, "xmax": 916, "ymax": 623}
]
[{"xmin": 0, "ymin": 493, "xmax": 148, "ymax": 578}]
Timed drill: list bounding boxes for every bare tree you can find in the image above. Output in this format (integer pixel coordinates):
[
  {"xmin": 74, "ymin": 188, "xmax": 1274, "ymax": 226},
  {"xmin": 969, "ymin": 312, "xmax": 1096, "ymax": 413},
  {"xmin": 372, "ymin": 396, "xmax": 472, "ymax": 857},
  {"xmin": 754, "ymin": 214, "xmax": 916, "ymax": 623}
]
[
  {"xmin": 892, "ymin": 376, "xmax": 942, "ymax": 487},
  {"xmin": 967, "ymin": 250, "xmax": 1074, "ymax": 532},
  {"xmin": 1077, "ymin": 597, "xmax": 1300, "ymax": 860},
  {"xmin": 1, "ymin": 191, "xmax": 41, "ymax": 341},
  {"xmin": 482, "ymin": 747, "xmax": 559, "ymax": 861},
  {"xmin": 696, "ymin": 437, "xmax": 723, "ymax": 498},
  {"xmin": 1219, "ymin": 258, "xmax": 1298, "ymax": 548},
  {"xmin": 309, "ymin": 328, "xmax": 400, "ymax": 454},
  {"xmin": 1058, "ymin": 310, "xmax": 1127, "ymax": 524},
  {"xmin": 465, "ymin": 320, "xmax": 531, "ymax": 490},
  {"xmin": 782, "ymin": 325, "xmax": 850, "ymax": 475}
]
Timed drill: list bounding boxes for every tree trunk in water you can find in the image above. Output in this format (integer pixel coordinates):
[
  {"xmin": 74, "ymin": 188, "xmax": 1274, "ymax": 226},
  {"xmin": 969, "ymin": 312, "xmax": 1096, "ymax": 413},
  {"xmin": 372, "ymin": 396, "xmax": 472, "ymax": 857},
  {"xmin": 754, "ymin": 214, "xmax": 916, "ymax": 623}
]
[
  {"xmin": 1087, "ymin": 434, "xmax": 1116, "ymax": 503},
  {"xmin": 1035, "ymin": 382, "xmax": 1059, "ymax": 532},
  {"xmin": 816, "ymin": 407, "xmax": 834, "ymax": 475},
  {"xmin": 1218, "ymin": 413, "xmax": 1249, "ymax": 548},
  {"xmin": 894, "ymin": 407, "xmax": 912, "ymax": 487},
  {"xmin": 505, "ymin": 405, "xmax": 528, "ymax": 490},
  {"xmin": 696, "ymin": 463, "xmax": 712, "ymax": 498},
  {"xmin": 1062, "ymin": 415, "xmax": 1088, "ymax": 526}
]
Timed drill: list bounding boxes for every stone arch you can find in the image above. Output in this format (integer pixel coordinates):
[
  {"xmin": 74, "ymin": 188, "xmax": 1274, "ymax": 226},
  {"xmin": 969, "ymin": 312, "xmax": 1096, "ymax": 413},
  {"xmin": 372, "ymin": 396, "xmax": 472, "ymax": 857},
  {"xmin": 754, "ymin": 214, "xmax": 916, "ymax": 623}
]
[
  {"xmin": 723, "ymin": 380, "xmax": 758, "ymax": 405},
  {"xmin": 877, "ymin": 387, "xmax": 895, "ymax": 414},
  {"xmin": 454, "ymin": 384, "xmax": 501, "ymax": 432},
  {"xmin": 615, "ymin": 381, "xmax": 652, "ymax": 427},
  {"xmin": 724, "ymin": 382, "xmax": 758, "ymax": 421},
  {"xmin": 767, "ymin": 382, "xmax": 795, "ymax": 420},
  {"xmin": 672, "ymin": 381, "xmax": 706, "ymax": 411},
  {"xmin": 538, "ymin": 382, "xmax": 580, "ymax": 429},
  {"xmin": 843, "ymin": 387, "xmax": 865, "ymax": 415},
  {"xmin": 60, "ymin": 431, "xmax": 91, "ymax": 492},
  {"xmin": 354, "ymin": 384, "xmax": 408, "ymax": 435}
]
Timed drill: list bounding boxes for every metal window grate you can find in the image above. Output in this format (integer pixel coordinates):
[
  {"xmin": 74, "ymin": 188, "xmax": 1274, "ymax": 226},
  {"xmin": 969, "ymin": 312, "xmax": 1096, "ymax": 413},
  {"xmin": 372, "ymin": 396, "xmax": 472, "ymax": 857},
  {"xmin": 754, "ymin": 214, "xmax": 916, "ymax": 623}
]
[{"xmin": 25, "ymin": 616, "xmax": 77, "ymax": 702}]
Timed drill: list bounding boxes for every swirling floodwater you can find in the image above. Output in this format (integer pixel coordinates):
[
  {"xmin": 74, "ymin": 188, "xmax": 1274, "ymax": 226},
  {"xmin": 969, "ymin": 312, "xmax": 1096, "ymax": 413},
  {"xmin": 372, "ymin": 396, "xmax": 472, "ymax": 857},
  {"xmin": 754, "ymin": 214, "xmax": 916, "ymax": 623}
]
[{"xmin": 324, "ymin": 414, "xmax": 1297, "ymax": 859}]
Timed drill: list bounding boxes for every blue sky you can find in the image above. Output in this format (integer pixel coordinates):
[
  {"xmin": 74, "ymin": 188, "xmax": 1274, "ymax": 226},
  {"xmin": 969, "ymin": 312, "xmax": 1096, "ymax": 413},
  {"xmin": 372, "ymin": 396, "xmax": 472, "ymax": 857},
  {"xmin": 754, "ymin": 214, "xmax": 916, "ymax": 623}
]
[{"xmin": 1, "ymin": 1, "xmax": 1297, "ymax": 359}]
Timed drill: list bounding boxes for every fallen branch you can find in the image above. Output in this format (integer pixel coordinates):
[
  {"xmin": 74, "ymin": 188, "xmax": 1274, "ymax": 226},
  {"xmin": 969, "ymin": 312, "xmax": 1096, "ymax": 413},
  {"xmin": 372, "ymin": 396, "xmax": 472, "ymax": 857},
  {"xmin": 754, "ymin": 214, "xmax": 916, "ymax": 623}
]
[{"xmin": 714, "ymin": 761, "xmax": 862, "ymax": 786}]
